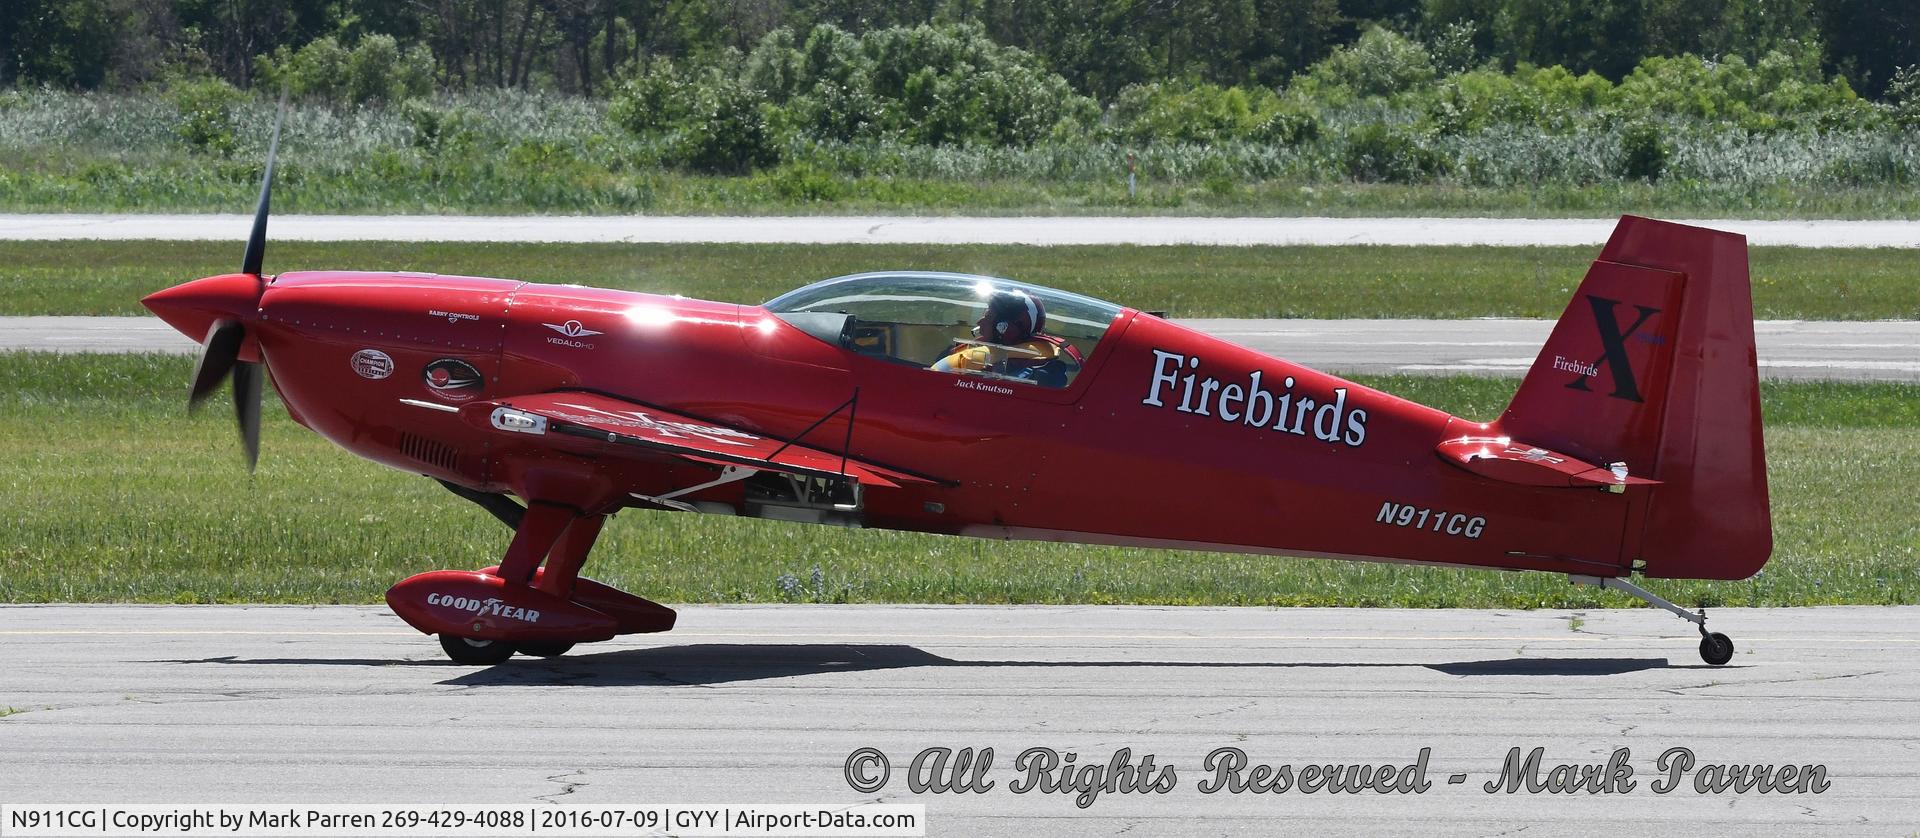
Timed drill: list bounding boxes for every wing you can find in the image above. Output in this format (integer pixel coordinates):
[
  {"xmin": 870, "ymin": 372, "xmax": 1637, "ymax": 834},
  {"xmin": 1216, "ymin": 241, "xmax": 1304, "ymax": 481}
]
[{"xmin": 455, "ymin": 391, "xmax": 938, "ymax": 488}]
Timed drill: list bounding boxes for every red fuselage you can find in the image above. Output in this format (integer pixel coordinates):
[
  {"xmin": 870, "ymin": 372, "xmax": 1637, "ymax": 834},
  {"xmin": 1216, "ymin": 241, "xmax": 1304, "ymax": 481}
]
[{"xmin": 149, "ymin": 269, "xmax": 1642, "ymax": 580}]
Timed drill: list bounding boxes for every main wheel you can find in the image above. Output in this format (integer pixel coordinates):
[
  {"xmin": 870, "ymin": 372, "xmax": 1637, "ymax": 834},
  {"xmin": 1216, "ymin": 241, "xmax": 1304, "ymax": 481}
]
[
  {"xmin": 514, "ymin": 641, "xmax": 575, "ymax": 658},
  {"xmin": 1699, "ymin": 632, "xmax": 1735, "ymax": 666},
  {"xmin": 439, "ymin": 633, "xmax": 514, "ymax": 665}
]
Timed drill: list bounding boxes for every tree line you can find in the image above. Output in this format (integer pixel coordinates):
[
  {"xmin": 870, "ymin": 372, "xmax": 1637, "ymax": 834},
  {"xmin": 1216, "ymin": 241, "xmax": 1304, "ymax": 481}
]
[{"xmin": 3, "ymin": 0, "xmax": 1914, "ymax": 101}]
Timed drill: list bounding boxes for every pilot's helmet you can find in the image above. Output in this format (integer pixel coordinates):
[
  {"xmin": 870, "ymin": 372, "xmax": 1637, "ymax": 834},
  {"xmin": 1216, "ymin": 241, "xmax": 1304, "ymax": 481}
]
[{"xmin": 981, "ymin": 288, "xmax": 1045, "ymax": 344}]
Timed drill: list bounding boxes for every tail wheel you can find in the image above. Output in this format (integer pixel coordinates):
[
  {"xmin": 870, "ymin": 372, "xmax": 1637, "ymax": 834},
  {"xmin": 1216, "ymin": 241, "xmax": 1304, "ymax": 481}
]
[
  {"xmin": 514, "ymin": 641, "xmax": 576, "ymax": 658},
  {"xmin": 1699, "ymin": 632, "xmax": 1735, "ymax": 666},
  {"xmin": 438, "ymin": 633, "xmax": 514, "ymax": 665}
]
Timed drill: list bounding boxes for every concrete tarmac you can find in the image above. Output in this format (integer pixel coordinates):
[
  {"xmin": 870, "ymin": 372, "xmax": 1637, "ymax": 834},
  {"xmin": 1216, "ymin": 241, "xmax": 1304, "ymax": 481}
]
[
  {"xmin": 8, "ymin": 315, "xmax": 1915, "ymax": 381},
  {"xmin": 0, "ymin": 605, "xmax": 1913, "ymax": 835},
  {"xmin": 8, "ymin": 213, "xmax": 1920, "ymax": 247}
]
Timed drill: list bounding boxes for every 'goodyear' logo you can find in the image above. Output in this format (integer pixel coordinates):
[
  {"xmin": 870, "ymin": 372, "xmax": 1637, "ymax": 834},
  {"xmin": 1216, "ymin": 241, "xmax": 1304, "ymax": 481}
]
[{"xmin": 427, "ymin": 592, "xmax": 541, "ymax": 623}]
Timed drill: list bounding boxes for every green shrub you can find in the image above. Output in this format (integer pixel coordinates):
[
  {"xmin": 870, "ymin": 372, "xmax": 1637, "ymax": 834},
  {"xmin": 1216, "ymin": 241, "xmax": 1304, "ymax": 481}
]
[
  {"xmin": 1612, "ymin": 45, "xmax": 1871, "ymax": 132},
  {"xmin": 1251, "ymin": 104, "xmax": 1320, "ymax": 145},
  {"xmin": 746, "ymin": 23, "xmax": 1096, "ymax": 148},
  {"xmin": 1109, "ymin": 82, "xmax": 1265, "ymax": 144},
  {"xmin": 611, "ymin": 57, "xmax": 778, "ymax": 173},
  {"xmin": 165, "ymin": 76, "xmax": 245, "ymax": 156},
  {"xmin": 1427, "ymin": 21, "xmax": 1481, "ymax": 76},
  {"xmin": 255, "ymin": 35, "xmax": 434, "ymax": 105},
  {"xmin": 1108, "ymin": 83, "xmax": 1319, "ymax": 146},
  {"xmin": 1341, "ymin": 123, "xmax": 1445, "ymax": 182},
  {"xmin": 607, "ymin": 57, "xmax": 697, "ymax": 134},
  {"xmin": 1885, "ymin": 66, "xmax": 1920, "ymax": 128},
  {"xmin": 763, "ymin": 161, "xmax": 846, "ymax": 202},
  {"xmin": 1829, "ymin": 145, "xmax": 1915, "ymax": 186},
  {"xmin": 347, "ymin": 34, "xmax": 434, "ymax": 104},
  {"xmin": 1520, "ymin": 65, "xmax": 1615, "ymax": 111},
  {"xmin": 256, "ymin": 36, "xmax": 349, "ymax": 101},
  {"xmin": 1300, "ymin": 27, "xmax": 1437, "ymax": 100},
  {"xmin": 1617, "ymin": 122, "xmax": 1670, "ymax": 181},
  {"xmin": 668, "ymin": 75, "xmax": 777, "ymax": 173},
  {"xmin": 1420, "ymin": 69, "xmax": 1534, "ymax": 134}
]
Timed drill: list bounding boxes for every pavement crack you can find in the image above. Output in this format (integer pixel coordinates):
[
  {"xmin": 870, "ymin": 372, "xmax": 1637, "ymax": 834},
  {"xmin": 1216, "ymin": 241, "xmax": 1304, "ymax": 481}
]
[
  {"xmin": 1662, "ymin": 669, "xmax": 1885, "ymax": 694},
  {"xmin": 1192, "ymin": 700, "xmax": 1258, "ymax": 720},
  {"xmin": 534, "ymin": 769, "xmax": 588, "ymax": 804}
]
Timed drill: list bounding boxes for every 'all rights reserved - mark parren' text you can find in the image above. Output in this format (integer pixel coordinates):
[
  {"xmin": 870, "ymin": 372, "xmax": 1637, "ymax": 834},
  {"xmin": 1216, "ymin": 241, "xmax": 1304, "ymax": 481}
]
[{"xmin": 841, "ymin": 745, "xmax": 1830, "ymax": 808}]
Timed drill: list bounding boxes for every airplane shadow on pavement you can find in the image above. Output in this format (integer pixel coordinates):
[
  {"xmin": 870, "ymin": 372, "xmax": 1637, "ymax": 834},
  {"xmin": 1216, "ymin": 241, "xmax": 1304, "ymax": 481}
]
[{"xmin": 166, "ymin": 644, "xmax": 1725, "ymax": 687}]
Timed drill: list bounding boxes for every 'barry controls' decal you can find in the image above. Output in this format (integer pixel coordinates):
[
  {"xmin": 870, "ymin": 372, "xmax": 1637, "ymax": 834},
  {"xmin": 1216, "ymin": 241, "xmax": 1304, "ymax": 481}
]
[
  {"xmin": 1142, "ymin": 349, "xmax": 1369, "ymax": 447},
  {"xmin": 1377, "ymin": 501, "xmax": 1485, "ymax": 539},
  {"xmin": 423, "ymin": 358, "xmax": 484, "ymax": 402}
]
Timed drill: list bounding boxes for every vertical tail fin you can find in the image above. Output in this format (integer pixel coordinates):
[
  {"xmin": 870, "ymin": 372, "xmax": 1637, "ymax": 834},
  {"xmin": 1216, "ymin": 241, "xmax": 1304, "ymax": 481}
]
[{"xmin": 1499, "ymin": 216, "xmax": 1771, "ymax": 580}]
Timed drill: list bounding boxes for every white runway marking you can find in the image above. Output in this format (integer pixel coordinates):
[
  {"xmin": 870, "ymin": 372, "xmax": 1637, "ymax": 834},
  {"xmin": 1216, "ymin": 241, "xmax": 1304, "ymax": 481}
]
[{"xmin": 9, "ymin": 213, "xmax": 1920, "ymax": 247}]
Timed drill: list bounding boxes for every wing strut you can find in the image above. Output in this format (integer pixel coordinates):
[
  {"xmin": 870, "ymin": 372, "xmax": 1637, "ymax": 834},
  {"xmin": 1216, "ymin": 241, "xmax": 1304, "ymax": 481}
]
[{"xmin": 766, "ymin": 387, "xmax": 861, "ymax": 477}]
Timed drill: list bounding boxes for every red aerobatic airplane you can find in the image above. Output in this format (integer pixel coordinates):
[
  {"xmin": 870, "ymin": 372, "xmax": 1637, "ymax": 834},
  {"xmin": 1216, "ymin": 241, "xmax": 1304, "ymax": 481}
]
[{"xmin": 144, "ymin": 118, "xmax": 1769, "ymax": 666}]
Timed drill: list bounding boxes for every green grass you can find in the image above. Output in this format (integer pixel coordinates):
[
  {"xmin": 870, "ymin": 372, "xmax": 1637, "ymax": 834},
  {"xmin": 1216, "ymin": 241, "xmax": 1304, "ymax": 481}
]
[
  {"xmin": 16, "ymin": 159, "xmax": 1920, "ymax": 219},
  {"xmin": 2, "ymin": 353, "xmax": 1914, "ymax": 608},
  {"xmin": 4, "ymin": 240, "xmax": 1918, "ymax": 320},
  {"xmin": 6, "ymin": 90, "xmax": 1920, "ymax": 218}
]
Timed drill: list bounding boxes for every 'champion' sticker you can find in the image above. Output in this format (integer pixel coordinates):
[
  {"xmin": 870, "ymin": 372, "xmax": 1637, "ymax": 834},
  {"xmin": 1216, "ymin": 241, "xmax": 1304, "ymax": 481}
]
[{"xmin": 351, "ymin": 349, "xmax": 394, "ymax": 380}]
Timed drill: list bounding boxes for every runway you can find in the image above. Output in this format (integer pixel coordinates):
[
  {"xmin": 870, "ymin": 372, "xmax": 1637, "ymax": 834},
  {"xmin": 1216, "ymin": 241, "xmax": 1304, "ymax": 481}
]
[
  {"xmin": 0, "ymin": 605, "xmax": 1912, "ymax": 835},
  {"xmin": 7, "ymin": 213, "xmax": 1920, "ymax": 247},
  {"xmin": 8, "ymin": 315, "xmax": 1915, "ymax": 381}
]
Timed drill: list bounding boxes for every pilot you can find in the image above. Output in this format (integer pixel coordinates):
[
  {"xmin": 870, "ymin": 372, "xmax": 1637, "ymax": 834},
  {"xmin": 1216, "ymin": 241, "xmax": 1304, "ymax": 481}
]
[{"xmin": 932, "ymin": 288, "xmax": 1083, "ymax": 386}]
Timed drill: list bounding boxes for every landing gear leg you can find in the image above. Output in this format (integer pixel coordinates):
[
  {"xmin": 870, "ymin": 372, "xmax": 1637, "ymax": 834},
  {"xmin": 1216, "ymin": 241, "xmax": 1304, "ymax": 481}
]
[
  {"xmin": 511, "ymin": 513, "xmax": 607, "ymax": 659},
  {"xmin": 388, "ymin": 490, "xmax": 674, "ymax": 661},
  {"xmin": 1569, "ymin": 574, "xmax": 1734, "ymax": 666},
  {"xmin": 433, "ymin": 502, "xmax": 581, "ymax": 663}
]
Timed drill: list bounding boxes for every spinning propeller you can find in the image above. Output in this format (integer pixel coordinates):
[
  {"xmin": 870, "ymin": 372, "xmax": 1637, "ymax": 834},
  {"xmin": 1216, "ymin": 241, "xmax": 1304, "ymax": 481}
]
[{"xmin": 180, "ymin": 95, "xmax": 287, "ymax": 471}]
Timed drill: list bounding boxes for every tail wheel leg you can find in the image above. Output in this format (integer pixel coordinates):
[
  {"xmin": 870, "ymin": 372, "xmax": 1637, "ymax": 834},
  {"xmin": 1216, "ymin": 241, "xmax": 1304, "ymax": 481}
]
[{"xmin": 1569, "ymin": 574, "xmax": 1735, "ymax": 666}]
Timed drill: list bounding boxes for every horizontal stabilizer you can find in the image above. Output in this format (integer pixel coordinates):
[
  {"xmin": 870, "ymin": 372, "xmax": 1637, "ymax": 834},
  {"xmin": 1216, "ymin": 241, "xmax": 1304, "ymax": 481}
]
[{"xmin": 1435, "ymin": 435, "xmax": 1659, "ymax": 490}]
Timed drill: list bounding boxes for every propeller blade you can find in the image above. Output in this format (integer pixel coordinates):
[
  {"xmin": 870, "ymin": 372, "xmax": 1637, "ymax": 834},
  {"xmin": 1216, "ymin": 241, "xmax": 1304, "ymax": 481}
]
[
  {"xmin": 233, "ymin": 361, "xmax": 263, "ymax": 472},
  {"xmin": 240, "ymin": 91, "xmax": 288, "ymax": 277},
  {"xmin": 188, "ymin": 319, "xmax": 244, "ymax": 409}
]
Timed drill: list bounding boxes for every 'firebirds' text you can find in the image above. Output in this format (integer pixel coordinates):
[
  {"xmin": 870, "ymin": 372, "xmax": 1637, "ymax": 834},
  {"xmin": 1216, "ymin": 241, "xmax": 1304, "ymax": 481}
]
[{"xmin": 1143, "ymin": 349, "xmax": 1369, "ymax": 447}]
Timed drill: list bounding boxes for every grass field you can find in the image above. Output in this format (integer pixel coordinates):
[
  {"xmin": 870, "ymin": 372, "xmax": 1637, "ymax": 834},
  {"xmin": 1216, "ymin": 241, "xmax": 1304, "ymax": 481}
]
[
  {"xmin": 3, "ymin": 240, "xmax": 1918, "ymax": 320},
  {"xmin": 17, "ymin": 164, "xmax": 1920, "ymax": 220},
  {"xmin": 7, "ymin": 91, "xmax": 1920, "ymax": 219},
  {"xmin": 2, "ymin": 353, "xmax": 1913, "ymax": 609}
]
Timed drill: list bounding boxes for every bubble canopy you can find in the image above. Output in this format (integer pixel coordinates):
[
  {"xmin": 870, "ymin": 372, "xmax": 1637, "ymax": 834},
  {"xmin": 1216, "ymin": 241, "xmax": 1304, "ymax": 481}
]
[{"xmin": 764, "ymin": 271, "xmax": 1126, "ymax": 361}]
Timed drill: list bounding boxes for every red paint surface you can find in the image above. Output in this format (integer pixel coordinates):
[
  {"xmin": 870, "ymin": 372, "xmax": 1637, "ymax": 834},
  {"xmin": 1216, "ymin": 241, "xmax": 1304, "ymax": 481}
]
[{"xmin": 146, "ymin": 215, "xmax": 1772, "ymax": 645}]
